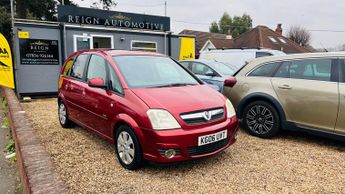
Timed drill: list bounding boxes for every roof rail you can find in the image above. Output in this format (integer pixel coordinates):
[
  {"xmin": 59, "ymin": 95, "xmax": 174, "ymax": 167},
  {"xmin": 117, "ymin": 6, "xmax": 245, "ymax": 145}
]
[{"xmin": 207, "ymin": 47, "xmax": 273, "ymax": 51}]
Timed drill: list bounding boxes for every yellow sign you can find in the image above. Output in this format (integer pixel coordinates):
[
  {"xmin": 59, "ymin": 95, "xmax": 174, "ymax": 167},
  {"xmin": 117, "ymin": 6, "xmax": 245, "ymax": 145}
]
[
  {"xmin": 179, "ymin": 37, "xmax": 195, "ymax": 61},
  {"xmin": 0, "ymin": 33, "xmax": 15, "ymax": 88},
  {"xmin": 18, "ymin": 31, "xmax": 30, "ymax": 39}
]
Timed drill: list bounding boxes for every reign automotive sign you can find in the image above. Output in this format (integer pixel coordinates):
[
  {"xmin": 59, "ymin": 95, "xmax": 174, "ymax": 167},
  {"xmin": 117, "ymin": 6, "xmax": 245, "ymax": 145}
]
[
  {"xmin": 58, "ymin": 5, "xmax": 170, "ymax": 31},
  {"xmin": 19, "ymin": 39, "xmax": 59, "ymax": 65}
]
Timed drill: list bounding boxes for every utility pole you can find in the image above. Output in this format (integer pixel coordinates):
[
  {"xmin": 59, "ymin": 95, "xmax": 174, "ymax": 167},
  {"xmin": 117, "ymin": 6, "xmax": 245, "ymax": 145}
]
[
  {"xmin": 10, "ymin": 0, "xmax": 14, "ymax": 28},
  {"xmin": 164, "ymin": 1, "xmax": 167, "ymax": 16}
]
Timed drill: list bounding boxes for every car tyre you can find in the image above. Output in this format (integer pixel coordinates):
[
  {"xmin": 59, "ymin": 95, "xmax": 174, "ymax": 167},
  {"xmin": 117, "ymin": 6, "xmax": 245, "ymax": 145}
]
[
  {"xmin": 115, "ymin": 125, "xmax": 143, "ymax": 170},
  {"xmin": 58, "ymin": 100, "xmax": 73, "ymax": 128},
  {"xmin": 243, "ymin": 101, "xmax": 280, "ymax": 138}
]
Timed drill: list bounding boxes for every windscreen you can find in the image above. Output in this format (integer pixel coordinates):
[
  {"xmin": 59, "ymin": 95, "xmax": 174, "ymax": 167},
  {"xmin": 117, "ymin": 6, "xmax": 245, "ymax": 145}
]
[{"xmin": 113, "ymin": 56, "xmax": 200, "ymax": 88}]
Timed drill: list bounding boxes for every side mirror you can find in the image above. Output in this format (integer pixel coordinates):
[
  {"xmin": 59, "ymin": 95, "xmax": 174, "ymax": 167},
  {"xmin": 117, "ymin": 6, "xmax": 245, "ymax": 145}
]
[{"xmin": 88, "ymin": 78, "xmax": 107, "ymax": 89}]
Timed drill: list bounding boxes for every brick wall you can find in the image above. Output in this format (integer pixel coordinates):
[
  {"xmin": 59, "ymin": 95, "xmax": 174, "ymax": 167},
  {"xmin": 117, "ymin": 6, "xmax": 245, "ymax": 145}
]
[{"xmin": 1, "ymin": 87, "xmax": 68, "ymax": 194}]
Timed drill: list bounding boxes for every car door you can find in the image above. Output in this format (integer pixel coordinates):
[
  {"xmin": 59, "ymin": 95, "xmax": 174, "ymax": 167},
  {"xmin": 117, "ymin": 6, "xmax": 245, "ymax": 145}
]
[
  {"xmin": 63, "ymin": 54, "xmax": 90, "ymax": 121},
  {"xmin": 191, "ymin": 62, "xmax": 222, "ymax": 89},
  {"xmin": 82, "ymin": 54, "xmax": 111, "ymax": 136},
  {"xmin": 270, "ymin": 58, "xmax": 339, "ymax": 132},
  {"xmin": 335, "ymin": 59, "xmax": 345, "ymax": 134}
]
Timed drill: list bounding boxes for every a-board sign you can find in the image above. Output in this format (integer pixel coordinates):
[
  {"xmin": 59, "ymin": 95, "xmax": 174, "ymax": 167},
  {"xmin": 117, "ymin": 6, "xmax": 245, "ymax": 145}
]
[
  {"xmin": 0, "ymin": 33, "xmax": 14, "ymax": 88},
  {"xmin": 19, "ymin": 39, "xmax": 59, "ymax": 65}
]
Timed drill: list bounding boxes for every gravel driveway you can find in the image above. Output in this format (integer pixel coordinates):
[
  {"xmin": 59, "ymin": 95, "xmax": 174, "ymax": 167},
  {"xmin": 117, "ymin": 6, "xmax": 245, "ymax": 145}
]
[{"xmin": 22, "ymin": 98, "xmax": 345, "ymax": 193}]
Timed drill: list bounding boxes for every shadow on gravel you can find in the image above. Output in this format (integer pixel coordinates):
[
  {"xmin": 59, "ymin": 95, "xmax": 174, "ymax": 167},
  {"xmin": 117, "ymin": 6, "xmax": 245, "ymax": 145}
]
[{"xmin": 279, "ymin": 130, "xmax": 345, "ymax": 150}]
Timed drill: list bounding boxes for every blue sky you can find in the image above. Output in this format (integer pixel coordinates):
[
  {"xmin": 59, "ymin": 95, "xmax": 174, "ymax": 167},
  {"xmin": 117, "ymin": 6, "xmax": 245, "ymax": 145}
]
[{"xmin": 75, "ymin": 0, "xmax": 345, "ymax": 48}]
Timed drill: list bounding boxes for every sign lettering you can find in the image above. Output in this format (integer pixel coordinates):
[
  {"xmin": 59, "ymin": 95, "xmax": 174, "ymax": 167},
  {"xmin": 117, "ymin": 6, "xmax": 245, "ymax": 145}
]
[{"xmin": 58, "ymin": 5, "xmax": 170, "ymax": 32}]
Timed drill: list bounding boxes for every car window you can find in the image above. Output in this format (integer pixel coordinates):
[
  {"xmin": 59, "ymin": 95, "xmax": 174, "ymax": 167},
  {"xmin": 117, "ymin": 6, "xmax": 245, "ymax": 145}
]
[
  {"xmin": 86, "ymin": 55, "xmax": 107, "ymax": 81},
  {"xmin": 113, "ymin": 56, "xmax": 199, "ymax": 88},
  {"xmin": 179, "ymin": 61, "xmax": 190, "ymax": 69},
  {"xmin": 109, "ymin": 65, "xmax": 123, "ymax": 94},
  {"xmin": 248, "ymin": 63, "xmax": 278, "ymax": 77},
  {"xmin": 211, "ymin": 62, "xmax": 236, "ymax": 76},
  {"xmin": 70, "ymin": 54, "xmax": 89, "ymax": 80},
  {"xmin": 256, "ymin": 52, "xmax": 273, "ymax": 58},
  {"xmin": 274, "ymin": 59, "xmax": 332, "ymax": 81},
  {"xmin": 192, "ymin": 62, "xmax": 216, "ymax": 76}
]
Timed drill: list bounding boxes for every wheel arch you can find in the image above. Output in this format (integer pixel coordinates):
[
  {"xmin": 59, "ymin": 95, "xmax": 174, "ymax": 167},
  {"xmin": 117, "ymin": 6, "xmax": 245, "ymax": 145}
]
[
  {"xmin": 111, "ymin": 114, "xmax": 145, "ymax": 145},
  {"xmin": 237, "ymin": 93, "xmax": 287, "ymax": 126}
]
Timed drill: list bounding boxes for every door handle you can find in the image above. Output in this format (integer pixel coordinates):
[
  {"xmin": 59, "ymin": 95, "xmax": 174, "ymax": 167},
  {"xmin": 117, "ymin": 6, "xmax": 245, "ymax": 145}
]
[
  {"xmin": 82, "ymin": 90, "xmax": 86, "ymax": 97},
  {"xmin": 278, "ymin": 84, "xmax": 292, "ymax": 90}
]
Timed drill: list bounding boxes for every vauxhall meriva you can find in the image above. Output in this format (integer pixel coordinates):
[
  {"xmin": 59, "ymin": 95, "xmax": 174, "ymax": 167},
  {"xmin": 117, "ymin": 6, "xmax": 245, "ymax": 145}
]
[{"xmin": 58, "ymin": 49, "xmax": 238, "ymax": 170}]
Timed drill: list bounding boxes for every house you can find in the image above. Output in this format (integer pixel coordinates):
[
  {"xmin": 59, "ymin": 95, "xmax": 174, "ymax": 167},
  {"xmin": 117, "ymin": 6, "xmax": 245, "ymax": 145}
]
[
  {"xmin": 180, "ymin": 24, "xmax": 313, "ymax": 56},
  {"xmin": 231, "ymin": 24, "xmax": 312, "ymax": 54}
]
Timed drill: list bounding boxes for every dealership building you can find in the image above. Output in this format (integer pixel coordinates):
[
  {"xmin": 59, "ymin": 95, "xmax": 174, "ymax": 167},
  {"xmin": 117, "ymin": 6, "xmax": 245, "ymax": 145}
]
[{"xmin": 12, "ymin": 5, "xmax": 195, "ymax": 96}]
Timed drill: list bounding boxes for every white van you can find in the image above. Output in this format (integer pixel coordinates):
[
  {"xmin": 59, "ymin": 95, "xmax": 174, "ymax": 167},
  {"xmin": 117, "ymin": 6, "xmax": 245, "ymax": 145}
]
[{"xmin": 199, "ymin": 49, "xmax": 286, "ymax": 69}]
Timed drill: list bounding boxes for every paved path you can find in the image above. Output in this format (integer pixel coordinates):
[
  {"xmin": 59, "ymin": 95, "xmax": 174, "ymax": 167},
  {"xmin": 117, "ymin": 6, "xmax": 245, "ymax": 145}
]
[{"xmin": 0, "ymin": 98, "xmax": 18, "ymax": 194}]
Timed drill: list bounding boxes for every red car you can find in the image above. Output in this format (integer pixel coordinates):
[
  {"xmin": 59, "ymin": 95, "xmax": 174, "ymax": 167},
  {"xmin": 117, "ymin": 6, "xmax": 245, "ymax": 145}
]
[{"xmin": 58, "ymin": 49, "xmax": 238, "ymax": 170}]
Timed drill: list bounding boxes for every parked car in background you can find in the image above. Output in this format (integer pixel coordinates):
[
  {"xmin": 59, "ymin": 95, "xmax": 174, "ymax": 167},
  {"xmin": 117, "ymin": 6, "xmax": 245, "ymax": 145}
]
[
  {"xmin": 199, "ymin": 48, "xmax": 286, "ymax": 70},
  {"xmin": 58, "ymin": 49, "xmax": 238, "ymax": 170},
  {"xmin": 179, "ymin": 59, "xmax": 237, "ymax": 92},
  {"xmin": 222, "ymin": 52, "xmax": 345, "ymax": 140}
]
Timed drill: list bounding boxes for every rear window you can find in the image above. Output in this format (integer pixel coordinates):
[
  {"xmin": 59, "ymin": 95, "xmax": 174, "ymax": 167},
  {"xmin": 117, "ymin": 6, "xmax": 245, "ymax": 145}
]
[
  {"xmin": 113, "ymin": 56, "xmax": 199, "ymax": 88},
  {"xmin": 256, "ymin": 52, "xmax": 273, "ymax": 58}
]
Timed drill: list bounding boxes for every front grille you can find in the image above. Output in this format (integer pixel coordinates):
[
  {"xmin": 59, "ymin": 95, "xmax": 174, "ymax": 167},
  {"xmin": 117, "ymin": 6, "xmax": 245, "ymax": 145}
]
[
  {"xmin": 180, "ymin": 108, "xmax": 224, "ymax": 125},
  {"xmin": 187, "ymin": 138, "xmax": 228, "ymax": 156}
]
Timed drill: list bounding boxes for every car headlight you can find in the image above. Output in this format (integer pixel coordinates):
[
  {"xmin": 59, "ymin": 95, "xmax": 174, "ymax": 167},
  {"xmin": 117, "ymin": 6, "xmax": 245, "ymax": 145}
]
[
  {"xmin": 225, "ymin": 99, "xmax": 236, "ymax": 118},
  {"xmin": 147, "ymin": 109, "xmax": 181, "ymax": 130}
]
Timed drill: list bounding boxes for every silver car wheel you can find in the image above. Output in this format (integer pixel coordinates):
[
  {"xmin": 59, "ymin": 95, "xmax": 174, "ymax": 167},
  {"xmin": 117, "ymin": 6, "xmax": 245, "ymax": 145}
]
[
  {"xmin": 246, "ymin": 105, "xmax": 274, "ymax": 134},
  {"xmin": 117, "ymin": 131, "xmax": 135, "ymax": 165},
  {"xmin": 59, "ymin": 103, "xmax": 67, "ymax": 125}
]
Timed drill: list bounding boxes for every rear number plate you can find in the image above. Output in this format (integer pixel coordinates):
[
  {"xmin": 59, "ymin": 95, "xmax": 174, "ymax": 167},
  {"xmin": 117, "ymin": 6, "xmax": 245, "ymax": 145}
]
[{"xmin": 198, "ymin": 130, "xmax": 227, "ymax": 146}]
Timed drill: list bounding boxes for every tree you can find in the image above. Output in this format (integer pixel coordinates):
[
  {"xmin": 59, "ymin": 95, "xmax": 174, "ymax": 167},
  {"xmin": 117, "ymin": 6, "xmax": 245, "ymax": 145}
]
[
  {"xmin": 0, "ymin": 6, "xmax": 11, "ymax": 40},
  {"xmin": 16, "ymin": 0, "xmax": 75, "ymax": 20},
  {"xmin": 91, "ymin": 0, "xmax": 118, "ymax": 10},
  {"xmin": 218, "ymin": 12, "xmax": 232, "ymax": 34},
  {"xmin": 209, "ymin": 21, "xmax": 219, "ymax": 33},
  {"xmin": 287, "ymin": 25, "xmax": 311, "ymax": 47},
  {"xmin": 209, "ymin": 12, "xmax": 252, "ymax": 38},
  {"xmin": 231, "ymin": 14, "xmax": 252, "ymax": 38}
]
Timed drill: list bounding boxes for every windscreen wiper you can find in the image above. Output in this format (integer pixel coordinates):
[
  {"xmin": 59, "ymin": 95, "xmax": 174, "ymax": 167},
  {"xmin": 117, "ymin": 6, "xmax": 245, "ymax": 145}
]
[{"xmin": 155, "ymin": 83, "xmax": 196, "ymax": 88}]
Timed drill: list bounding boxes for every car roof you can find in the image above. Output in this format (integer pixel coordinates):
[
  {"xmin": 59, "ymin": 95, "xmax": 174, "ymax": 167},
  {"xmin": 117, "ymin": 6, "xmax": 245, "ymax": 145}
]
[
  {"xmin": 76, "ymin": 49, "xmax": 165, "ymax": 57},
  {"xmin": 180, "ymin": 59, "xmax": 216, "ymax": 63},
  {"xmin": 238, "ymin": 51, "xmax": 345, "ymax": 76}
]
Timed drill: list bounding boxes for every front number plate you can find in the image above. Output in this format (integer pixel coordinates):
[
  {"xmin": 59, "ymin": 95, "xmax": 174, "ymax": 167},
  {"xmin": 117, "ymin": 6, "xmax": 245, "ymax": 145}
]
[{"xmin": 198, "ymin": 130, "xmax": 227, "ymax": 146}]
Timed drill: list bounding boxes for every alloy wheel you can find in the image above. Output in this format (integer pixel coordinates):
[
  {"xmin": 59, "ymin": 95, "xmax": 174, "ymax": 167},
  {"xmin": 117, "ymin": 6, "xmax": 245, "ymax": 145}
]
[
  {"xmin": 59, "ymin": 103, "xmax": 67, "ymax": 125},
  {"xmin": 117, "ymin": 131, "xmax": 135, "ymax": 165},
  {"xmin": 246, "ymin": 105, "xmax": 274, "ymax": 135}
]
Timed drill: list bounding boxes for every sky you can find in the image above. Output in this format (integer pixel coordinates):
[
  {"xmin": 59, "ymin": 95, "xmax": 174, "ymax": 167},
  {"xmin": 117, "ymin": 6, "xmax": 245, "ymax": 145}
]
[{"xmin": 74, "ymin": 0, "xmax": 345, "ymax": 49}]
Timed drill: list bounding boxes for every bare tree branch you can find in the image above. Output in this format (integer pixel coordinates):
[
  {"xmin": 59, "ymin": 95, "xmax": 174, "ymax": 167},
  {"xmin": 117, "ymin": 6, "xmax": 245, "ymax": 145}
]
[{"xmin": 287, "ymin": 25, "xmax": 311, "ymax": 47}]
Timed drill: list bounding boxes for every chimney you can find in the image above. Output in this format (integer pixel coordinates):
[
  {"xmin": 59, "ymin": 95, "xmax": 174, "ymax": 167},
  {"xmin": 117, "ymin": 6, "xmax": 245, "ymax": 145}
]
[
  {"xmin": 275, "ymin": 24, "xmax": 283, "ymax": 35},
  {"xmin": 226, "ymin": 35, "xmax": 232, "ymax": 39}
]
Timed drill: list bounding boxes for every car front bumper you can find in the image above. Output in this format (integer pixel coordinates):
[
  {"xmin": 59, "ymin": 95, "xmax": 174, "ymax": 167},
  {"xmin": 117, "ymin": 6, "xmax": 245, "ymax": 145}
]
[{"xmin": 140, "ymin": 116, "xmax": 238, "ymax": 163}]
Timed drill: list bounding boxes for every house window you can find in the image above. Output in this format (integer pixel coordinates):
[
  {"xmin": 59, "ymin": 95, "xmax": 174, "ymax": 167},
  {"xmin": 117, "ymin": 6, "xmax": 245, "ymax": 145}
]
[
  {"xmin": 278, "ymin": 37, "xmax": 287, "ymax": 44},
  {"xmin": 131, "ymin": 41, "xmax": 157, "ymax": 52},
  {"xmin": 268, "ymin": 36, "xmax": 278, "ymax": 44}
]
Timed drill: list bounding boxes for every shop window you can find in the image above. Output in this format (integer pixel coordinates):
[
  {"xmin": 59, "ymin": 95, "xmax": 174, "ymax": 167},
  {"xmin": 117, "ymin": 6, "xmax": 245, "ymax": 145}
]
[
  {"xmin": 75, "ymin": 36, "xmax": 91, "ymax": 51},
  {"xmin": 131, "ymin": 41, "xmax": 157, "ymax": 52}
]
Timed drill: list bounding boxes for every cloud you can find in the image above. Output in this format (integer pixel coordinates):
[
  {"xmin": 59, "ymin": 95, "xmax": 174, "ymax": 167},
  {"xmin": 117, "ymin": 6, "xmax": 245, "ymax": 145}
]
[{"xmin": 74, "ymin": 0, "xmax": 345, "ymax": 48}]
